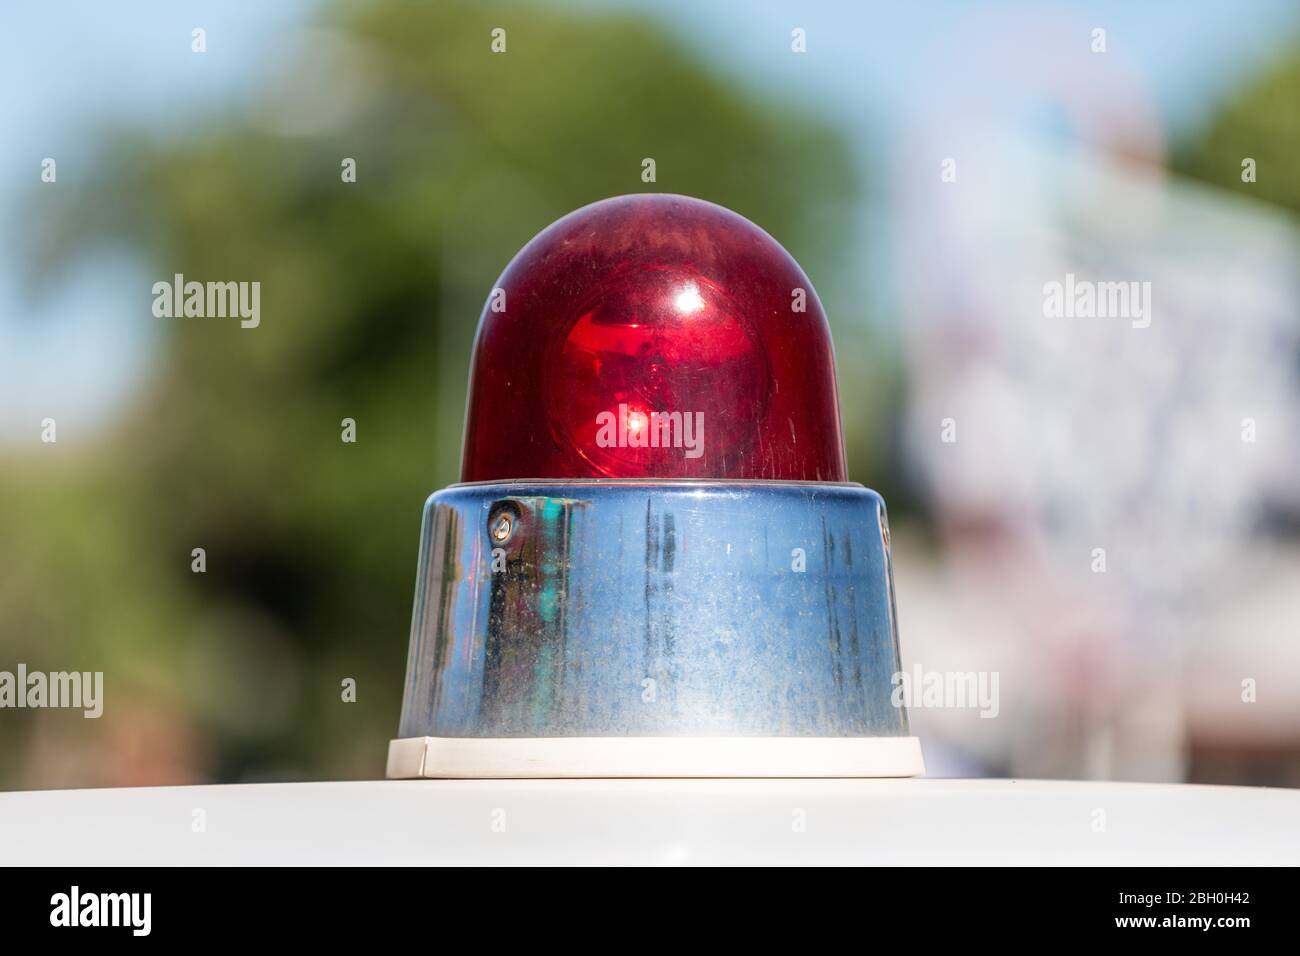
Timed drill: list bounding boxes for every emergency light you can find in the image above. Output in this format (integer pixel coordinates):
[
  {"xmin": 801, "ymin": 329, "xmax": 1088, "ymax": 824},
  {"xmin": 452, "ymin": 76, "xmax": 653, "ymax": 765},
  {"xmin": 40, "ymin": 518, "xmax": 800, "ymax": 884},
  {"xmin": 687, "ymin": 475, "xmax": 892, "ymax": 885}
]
[{"xmin": 388, "ymin": 194, "xmax": 923, "ymax": 778}]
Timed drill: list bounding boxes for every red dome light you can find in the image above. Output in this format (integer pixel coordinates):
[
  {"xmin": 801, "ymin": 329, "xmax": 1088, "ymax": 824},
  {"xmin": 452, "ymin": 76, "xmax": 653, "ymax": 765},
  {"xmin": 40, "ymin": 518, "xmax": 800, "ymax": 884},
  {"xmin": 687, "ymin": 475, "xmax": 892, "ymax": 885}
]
[
  {"xmin": 461, "ymin": 194, "xmax": 847, "ymax": 482},
  {"xmin": 393, "ymin": 194, "xmax": 923, "ymax": 780}
]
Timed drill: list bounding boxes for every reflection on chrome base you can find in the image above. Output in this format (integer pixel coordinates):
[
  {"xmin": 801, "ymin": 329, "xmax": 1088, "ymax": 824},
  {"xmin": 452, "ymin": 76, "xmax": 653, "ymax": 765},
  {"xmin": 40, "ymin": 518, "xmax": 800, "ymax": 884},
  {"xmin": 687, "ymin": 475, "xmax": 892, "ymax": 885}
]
[{"xmin": 398, "ymin": 481, "xmax": 913, "ymax": 741}]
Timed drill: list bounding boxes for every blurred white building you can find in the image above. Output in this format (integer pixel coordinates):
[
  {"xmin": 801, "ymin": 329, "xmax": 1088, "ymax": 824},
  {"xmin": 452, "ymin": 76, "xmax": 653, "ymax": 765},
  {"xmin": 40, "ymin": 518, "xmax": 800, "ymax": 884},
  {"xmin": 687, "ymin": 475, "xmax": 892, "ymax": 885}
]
[{"xmin": 890, "ymin": 6, "xmax": 1300, "ymax": 781}]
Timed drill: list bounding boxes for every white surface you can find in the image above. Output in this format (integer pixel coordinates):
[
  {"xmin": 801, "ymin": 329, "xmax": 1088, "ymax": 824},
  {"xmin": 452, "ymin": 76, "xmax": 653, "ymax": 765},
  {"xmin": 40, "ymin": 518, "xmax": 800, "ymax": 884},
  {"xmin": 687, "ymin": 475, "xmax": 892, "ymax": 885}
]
[
  {"xmin": 2, "ymin": 778, "xmax": 1298, "ymax": 865},
  {"xmin": 387, "ymin": 735, "xmax": 925, "ymax": 778}
]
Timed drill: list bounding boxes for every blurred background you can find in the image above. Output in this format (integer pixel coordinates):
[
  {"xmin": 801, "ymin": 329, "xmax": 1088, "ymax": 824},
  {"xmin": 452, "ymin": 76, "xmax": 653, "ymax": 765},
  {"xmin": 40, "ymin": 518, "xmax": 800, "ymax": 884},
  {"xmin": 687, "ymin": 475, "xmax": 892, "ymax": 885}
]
[{"xmin": 2, "ymin": 0, "xmax": 1298, "ymax": 789}]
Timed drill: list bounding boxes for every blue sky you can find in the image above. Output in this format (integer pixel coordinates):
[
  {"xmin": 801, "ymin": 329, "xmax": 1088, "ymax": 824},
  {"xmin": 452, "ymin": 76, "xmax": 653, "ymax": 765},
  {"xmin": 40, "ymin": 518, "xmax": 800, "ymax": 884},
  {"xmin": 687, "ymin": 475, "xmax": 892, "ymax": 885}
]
[{"xmin": 598, "ymin": 0, "xmax": 1300, "ymax": 135}]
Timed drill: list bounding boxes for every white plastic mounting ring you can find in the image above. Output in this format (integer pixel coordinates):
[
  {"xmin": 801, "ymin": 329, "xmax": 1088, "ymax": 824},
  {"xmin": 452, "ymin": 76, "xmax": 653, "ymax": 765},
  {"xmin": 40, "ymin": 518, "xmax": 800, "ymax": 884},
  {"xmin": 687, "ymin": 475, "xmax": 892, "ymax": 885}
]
[{"xmin": 386, "ymin": 736, "xmax": 925, "ymax": 779}]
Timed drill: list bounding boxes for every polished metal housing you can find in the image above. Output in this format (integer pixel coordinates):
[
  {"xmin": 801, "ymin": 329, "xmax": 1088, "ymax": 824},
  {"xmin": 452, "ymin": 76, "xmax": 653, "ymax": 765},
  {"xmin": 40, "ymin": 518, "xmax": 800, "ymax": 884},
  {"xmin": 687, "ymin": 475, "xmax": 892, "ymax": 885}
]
[{"xmin": 395, "ymin": 480, "xmax": 912, "ymax": 749}]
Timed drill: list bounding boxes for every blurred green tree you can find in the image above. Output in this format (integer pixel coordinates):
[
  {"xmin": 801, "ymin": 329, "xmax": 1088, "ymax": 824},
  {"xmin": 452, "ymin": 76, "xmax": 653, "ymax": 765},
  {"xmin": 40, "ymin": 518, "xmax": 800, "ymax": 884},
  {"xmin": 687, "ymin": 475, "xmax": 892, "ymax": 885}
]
[
  {"xmin": 8, "ymin": 0, "xmax": 857, "ymax": 785},
  {"xmin": 1175, "ymin": 49, "xmax": 1300, "ymax": 214}
]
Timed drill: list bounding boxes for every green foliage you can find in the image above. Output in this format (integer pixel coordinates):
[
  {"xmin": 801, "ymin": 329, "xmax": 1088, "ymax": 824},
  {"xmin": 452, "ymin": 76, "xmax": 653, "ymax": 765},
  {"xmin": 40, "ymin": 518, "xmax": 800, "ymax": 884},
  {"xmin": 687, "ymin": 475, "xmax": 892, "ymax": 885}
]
[{"xmin": 1174, "ymin": 50, "xmax": 1300, "ymax": 214}]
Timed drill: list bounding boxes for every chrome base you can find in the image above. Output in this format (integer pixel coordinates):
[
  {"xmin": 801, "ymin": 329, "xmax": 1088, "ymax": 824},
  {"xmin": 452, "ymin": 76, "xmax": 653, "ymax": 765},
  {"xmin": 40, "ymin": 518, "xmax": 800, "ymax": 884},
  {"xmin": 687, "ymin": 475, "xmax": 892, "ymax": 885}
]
[{"xmin": 392, "ymin": 480, "xmax": 917, "ymax": 777}]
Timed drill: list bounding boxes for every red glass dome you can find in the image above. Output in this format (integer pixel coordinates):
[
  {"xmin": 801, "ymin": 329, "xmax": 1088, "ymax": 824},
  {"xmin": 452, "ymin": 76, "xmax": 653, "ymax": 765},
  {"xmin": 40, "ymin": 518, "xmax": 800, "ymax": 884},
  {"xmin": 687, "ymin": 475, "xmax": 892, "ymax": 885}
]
[{"xmin": 460, "ymin": 194, "xmax": 847, "ymax": 482}]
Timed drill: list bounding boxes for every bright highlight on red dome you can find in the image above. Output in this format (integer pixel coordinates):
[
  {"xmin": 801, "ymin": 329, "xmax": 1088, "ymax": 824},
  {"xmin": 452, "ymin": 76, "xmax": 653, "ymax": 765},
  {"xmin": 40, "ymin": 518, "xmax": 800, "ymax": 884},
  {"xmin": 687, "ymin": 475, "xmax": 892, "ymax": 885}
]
[{"xmin": 461, "ymin": 194, "xmax": 847, "ymax": 482}]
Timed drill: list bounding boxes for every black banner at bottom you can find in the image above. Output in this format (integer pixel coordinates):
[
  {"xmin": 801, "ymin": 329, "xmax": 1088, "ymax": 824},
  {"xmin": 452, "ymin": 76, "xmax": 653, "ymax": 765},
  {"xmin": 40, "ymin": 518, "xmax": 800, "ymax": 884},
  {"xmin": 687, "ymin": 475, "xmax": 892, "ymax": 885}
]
[{"xmin": 0, "ymin": 866, "xmax": 1285, "ymax": 942}]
